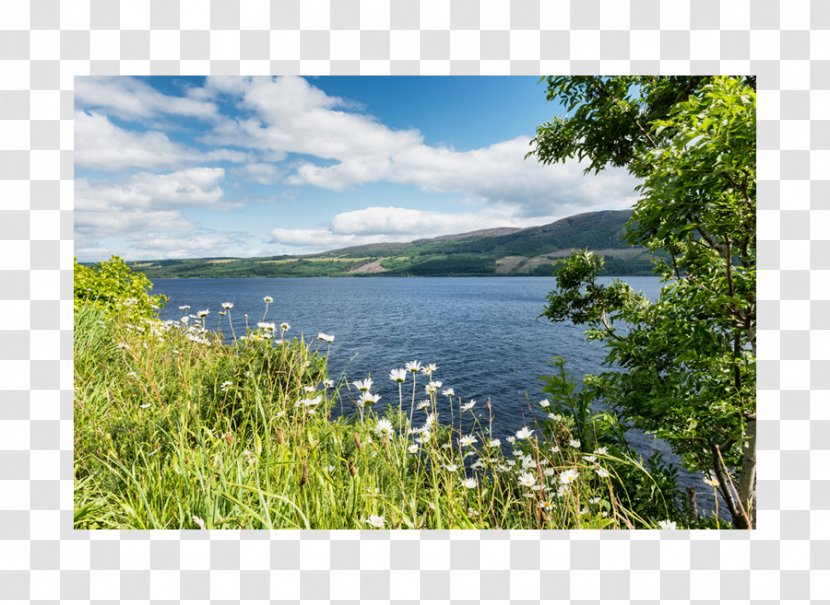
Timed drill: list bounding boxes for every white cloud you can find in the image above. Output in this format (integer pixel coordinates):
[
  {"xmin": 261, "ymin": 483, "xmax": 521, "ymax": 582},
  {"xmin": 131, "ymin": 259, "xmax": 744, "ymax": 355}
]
[
  {"xmin": 75, "ymin": 168, "xmax": 229, "ymax": 258},
  {"xmin": 201, "ymin": 76, "xmax": 638, "ymax": 217},
  {"xmin": 75, "ymin": 111, "xmax": 252, "ymax": 172},
  {"xmin": 291, "ymin": 136, "xmax": 638, "ymax": 217},
  {"xmin": 267, "ymin": 228, "xmax": 370, "ymax": 251},
  {"xmin": 74, "ymin": 111, "xmax": 191, "ymax": 171},
  {"xmin": 129, "ymin": 231, "xmax": 253, "ymax": 260},
  {"xmin": 329, "ymin": 206, "xmax": 511, "ymax": 236},
  {"xmin": 76, "ymin": 167, "xmax": 225, "ymax": 211},
  {"xmin": 75, "ymin": 212, "xmax": 255, "ymax": 261},
  {"xmin": 203, "ymin": 76, "xmax": 422, "ymax": 162},
  {"xmin": 268, "ymin": 206, "xmax": 526, "ymax": 253},
  {"xmin": 75, "ymin": 76, "xmax": 218, "ymax": 121},
  {"xmin": 75, "ymin": 207, "xmax": 187, "ymax": 242}
]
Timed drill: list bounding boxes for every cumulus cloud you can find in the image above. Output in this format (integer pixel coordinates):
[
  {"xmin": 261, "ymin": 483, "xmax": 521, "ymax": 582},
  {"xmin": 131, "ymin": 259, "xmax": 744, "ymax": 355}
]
[
  {"xmin": 75, "ymin": 167, "xmax": 230, "ymax": 258},
  {"xmin": 76, "ymin": 167, "xmax": 225, "ymax": 211},
  {"xmin": 128, "ymin": 231, "xmax": 254, "ymax": 260},
  {"xmin": 268, "ymin": 206, "xmax": 526, "ymax": 253},
  {"xmin": 75, "ymin": 76, "xmax": 218, "ymax": 121},
  {"xmin": 75, "ymin": 111, "xmax": 251, "ymax": 172},
  {"xmin": 328, "ymin": 206, "xmax": 511, "ymax": 236},
  {"xmin": 292, "ymin": 137, "xmax": 637, "ymax": 217},
  {"xmin": 203, "ymin": 76, "xmax": 423, "ymax": 162},
  {"xmin": 203, "ymin": 76, "xmax": 638, "ymax": 217},
  {"xmin": 267, "ymin": 228, "xmax": 371, "ymax": 251},
  {"xmin": 75, "ymin": 210, "xmax": 254, "ymax": 261},
  {"xmin": 74, "ymin": 111, "xmax": 188, "ymax": 171},
  {"xmin": 75, "ymin": 207, "xmax": 186, "ymax": 240}
]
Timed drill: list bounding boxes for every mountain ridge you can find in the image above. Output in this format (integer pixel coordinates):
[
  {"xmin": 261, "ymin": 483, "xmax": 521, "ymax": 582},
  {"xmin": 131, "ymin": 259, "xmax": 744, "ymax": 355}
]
[{"xmin": 127, "ymin": 208, "xmax": 656, "ymax": 278}]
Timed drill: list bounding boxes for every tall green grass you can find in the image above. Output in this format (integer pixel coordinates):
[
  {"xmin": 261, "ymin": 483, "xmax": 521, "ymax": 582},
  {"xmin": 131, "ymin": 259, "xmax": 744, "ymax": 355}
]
[{"xmin": 75, "ymin": 293, "xmax": 686, "ymax": 530}]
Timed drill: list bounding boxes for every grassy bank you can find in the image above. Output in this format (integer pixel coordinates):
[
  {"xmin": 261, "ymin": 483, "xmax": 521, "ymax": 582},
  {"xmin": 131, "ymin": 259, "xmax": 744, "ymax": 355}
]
[{"xmin": 74, "ymin": 259, "xmax": 696, "ymax": 530}]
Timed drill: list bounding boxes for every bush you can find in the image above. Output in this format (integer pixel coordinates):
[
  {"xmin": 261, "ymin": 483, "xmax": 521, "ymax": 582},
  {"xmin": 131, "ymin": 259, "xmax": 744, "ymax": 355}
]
[{"xmin": 74, "ymin": 256, "xmax": 167, "ymax": 319}]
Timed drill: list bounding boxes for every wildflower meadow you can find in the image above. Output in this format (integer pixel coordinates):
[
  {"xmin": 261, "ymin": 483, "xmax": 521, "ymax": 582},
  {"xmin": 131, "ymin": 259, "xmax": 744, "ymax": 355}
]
[{"xmin": 73, "ymin": 257, "xmax": 719, "ymax": 530}]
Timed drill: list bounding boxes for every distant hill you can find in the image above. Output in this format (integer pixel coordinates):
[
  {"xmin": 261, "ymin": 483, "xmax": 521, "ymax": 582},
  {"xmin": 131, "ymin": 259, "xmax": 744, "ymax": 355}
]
[{"xmin": 127, "ymin": 209, "xmax": 657, "ymax": 278}]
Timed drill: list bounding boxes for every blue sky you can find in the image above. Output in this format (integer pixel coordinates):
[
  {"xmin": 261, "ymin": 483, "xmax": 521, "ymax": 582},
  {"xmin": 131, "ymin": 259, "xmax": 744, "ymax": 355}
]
[{"xmin": 74, "ymin": 76, "xmax": 637, "ymax": 261}]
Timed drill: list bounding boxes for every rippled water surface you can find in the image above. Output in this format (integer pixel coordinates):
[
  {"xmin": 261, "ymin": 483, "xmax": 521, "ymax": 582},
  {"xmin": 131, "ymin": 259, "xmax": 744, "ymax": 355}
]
[{"xmin": 155, "ymin": 275, "xmax": 714, "ymax": 510}]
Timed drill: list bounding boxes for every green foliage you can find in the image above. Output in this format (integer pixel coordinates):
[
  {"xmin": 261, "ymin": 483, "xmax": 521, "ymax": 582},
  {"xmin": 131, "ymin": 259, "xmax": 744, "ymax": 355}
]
[
  {"xmin": 74, "ymin": 256, "xmax": 167, "ymax": 319},
  {"xmin": 539, "ymin": 356, "xmax": 686, "ymax": 525},
  {"xmin": 530, "ymin": 76, "xmax": 756, "ymax": 528},
  {"xmin": 386, "ymin": 254, "xmax": 497, "ymax": 276}
]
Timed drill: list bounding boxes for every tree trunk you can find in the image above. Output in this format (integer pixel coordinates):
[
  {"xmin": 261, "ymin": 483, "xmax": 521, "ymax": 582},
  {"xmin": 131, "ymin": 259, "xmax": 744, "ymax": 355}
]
[
  {"xmin": 712, "ymin": 445, "xmax": 741, "ymax": 526},
  {"xmin": 737, "ymin": 418, "xmax": 757, "ymax": 528},
  {"xmin": 738, "ymin": 337, "xmax": 757, "ymax": 528}
]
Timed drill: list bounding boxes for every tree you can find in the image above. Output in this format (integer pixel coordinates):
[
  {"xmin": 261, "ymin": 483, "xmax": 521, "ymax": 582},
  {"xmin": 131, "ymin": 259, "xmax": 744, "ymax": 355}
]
[{"xmin": 529, "ymin": 77, "xmax": 756, "ymax": 528}]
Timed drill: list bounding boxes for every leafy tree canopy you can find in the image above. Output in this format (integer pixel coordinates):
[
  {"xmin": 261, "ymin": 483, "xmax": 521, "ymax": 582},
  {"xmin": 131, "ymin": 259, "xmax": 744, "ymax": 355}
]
[{"xmin": 529, "ymin": 76, "xmax": 756, "ymax": 528}]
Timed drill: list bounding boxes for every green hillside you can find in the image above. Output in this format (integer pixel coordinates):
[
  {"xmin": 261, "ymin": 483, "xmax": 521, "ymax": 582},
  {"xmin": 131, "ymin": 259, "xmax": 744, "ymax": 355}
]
[{"xmin": 127, "ymin": 209, "xmax": 657, "ymax": 278}]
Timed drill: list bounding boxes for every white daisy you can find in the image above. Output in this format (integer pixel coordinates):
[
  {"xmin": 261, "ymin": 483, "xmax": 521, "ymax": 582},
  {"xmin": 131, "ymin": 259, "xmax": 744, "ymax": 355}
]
[
  {"xmin": 359, "ymin": 392, "xmax": 381, "ymax": 406},
  {"xmin": 374, "ymin": 418, "xmax": 394, "ymax": 438},
  {"xmin": 420, "ymin": 363, "xmax": 438, "ymax": 376},
  {"xmin": 425, "ymin": 380, "xmax": 443, "ymax": 395},
  {"xmin": 405, "ymin": 360, "xmax": 422, "ymax": 373},
  {"xmin": 518, "ymin": 472, "xmax": 537, "ymax": 488},
  {"xmin": 515, "ymin": 426, "xmax": 535, "ymax": 440},
  {"xmin": 353, "ymin": 378, "xmax": 373, "ymax": 392}
]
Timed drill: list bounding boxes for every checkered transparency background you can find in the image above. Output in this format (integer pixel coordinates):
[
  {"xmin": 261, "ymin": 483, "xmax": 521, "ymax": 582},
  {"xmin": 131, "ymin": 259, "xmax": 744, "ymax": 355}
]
[{"xmin": 0, "ymin": 0, "xmax": 826, "ymax": 601}]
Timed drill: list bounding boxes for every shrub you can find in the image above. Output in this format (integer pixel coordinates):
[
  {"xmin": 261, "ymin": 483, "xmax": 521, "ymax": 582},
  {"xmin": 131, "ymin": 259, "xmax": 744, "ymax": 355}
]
[{"xmin": 74, "ymin": 256, "xmax": 167, "ymax": 319}]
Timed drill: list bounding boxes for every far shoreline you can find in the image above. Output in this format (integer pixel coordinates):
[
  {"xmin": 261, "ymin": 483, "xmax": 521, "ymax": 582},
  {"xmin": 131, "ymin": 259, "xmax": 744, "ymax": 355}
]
[{"xmin": 146, "ymin": 272, "xmax": 656, "ymax": 279}]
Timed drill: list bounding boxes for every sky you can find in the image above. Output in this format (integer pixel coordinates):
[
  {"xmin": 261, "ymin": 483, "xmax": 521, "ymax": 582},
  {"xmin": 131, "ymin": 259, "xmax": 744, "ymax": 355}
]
[{"xmin": 74, "ymin": 76, "xmax": 639, "ymax": 261}]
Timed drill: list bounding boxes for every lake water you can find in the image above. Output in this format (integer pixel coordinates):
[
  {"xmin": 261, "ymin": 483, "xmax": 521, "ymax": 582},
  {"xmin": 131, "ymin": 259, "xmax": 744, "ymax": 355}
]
[{"xmin": 155, "ymin": 275, "xmax": 716, "ymax": 513}]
